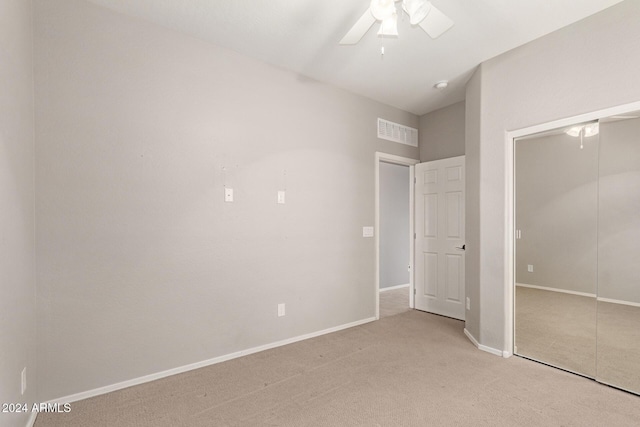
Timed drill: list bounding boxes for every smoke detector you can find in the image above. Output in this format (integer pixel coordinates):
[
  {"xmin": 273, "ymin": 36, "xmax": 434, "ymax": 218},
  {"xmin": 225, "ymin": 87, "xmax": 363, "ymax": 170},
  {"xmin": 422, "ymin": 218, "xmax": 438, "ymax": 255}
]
[{"xmin": 434, "ymin": 80, "xmax": 449, "ymax": 90}]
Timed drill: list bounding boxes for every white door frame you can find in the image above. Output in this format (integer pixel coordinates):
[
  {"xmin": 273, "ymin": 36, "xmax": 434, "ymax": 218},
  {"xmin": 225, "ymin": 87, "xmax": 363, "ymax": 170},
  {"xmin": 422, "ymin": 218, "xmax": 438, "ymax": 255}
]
[
  {"xmin": 375, "ymin": 152, "xmax": 420, "ymax": 319},
  {"xmin": 504, "ymin": 100, "xmax": 640, "ymax": 356}
]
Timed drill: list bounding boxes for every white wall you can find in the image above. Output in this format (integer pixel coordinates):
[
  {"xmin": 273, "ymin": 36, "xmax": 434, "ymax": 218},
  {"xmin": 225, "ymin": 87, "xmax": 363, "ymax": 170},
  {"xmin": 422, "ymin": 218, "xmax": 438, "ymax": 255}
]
[
  {"xmin": 0, "ymin": 0, "xmax": 37, "ymax": 426},
  {"xmin": 34, "ymin": 0, "xmax": 419, "ymax": 401},
  {"xmin": 419, "ymin": 101, "xmax": 465, "ymax": 162},
  {"xmin": 466, "ymin": 0, "xmax": 640, "ymax": 351},
  {"xmin": 379, "ymin": 162, "xmax": 409, "ymax": 289}
]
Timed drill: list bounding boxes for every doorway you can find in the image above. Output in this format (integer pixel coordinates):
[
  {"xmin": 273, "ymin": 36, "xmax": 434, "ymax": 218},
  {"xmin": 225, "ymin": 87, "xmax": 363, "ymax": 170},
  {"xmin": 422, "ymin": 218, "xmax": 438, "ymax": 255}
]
[{"xmin": 375, "ymin": 153, "xmax": 419, "ymax": 319}]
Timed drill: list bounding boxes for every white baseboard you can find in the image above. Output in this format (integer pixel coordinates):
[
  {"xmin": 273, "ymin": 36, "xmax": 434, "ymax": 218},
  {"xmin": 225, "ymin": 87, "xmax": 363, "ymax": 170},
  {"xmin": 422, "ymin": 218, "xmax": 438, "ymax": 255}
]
[
  {"xmin": 516, "ymin": 283, "xmax": 596, "ymax": 298},
  {"xmin": 25, "ymin": 412, "xmax": 37, "ymax": 427},
  {"xmin": 47, "ymin": 316, "xmax": 377, "ymax": 405},
  {"xmin": 518, "ymin": 283, "xmax": 640, "ymax": 307},
  {"xmin": 463, "ymin": 328, "xmax": 510, "ymax": 358},
  {"xmin": 379, "ymin": 283, "xmax": 410, "ymax": 292},
  {"xmin": 597, "ymin": 297, "xmax": 640, "ymax": 308}
]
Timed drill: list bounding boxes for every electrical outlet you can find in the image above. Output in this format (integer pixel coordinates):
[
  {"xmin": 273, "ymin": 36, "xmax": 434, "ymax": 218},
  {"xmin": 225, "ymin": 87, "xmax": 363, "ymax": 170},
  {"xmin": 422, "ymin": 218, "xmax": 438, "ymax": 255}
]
[
  {"xmin": 527, "ymin": 264, "xmax": 534, "ymax": 272},
  {"xmin": 21, "ymin": 367, "xmax": 26, "ymax": 395},
  {"xmin": 466, "ymin": 297, "xmax": 470, "ymax": 310},
  {"xmin": 277, "ymin": 303, "xmax": 286, "ymax": 317},
  {"xmin": 224, "ymin": 187, "xmax": 234, "ymax": 202}
]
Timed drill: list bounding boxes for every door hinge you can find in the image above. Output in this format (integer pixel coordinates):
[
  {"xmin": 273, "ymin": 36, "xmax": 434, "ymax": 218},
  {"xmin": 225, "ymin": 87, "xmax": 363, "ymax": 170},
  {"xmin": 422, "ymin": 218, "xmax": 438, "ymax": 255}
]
[
  {"xmin": 414, "ymin": 233, "xmax": 416, "ymax": 239},
  {"xmin": 414, "ymin": 177, "xmax": 417, "ymax": 184},
  {"xmin": 414, "ymin": 288, "xmax": 416, "ymax": 295}
]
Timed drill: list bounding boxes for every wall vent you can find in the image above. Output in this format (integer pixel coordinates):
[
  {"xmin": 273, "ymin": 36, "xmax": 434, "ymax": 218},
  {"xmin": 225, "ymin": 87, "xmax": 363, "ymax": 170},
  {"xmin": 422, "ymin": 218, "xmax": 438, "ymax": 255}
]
[{"xmin": 377, "ymin": 118, "xmax": 418, "ymax": 147}]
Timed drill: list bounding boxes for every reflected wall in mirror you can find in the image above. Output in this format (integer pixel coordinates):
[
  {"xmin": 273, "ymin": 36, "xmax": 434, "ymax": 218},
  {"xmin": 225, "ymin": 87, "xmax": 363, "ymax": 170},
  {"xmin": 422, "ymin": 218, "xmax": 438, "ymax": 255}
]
[
  {"xmin": 514, "ymin": 109, "xmax": 640, "ymax": 396},
  {"xmin": 597, "ymin": 113, "xmax": 640, "ymax": 393},
  {"xmin": 515, "ymin": 123, "xmax": 599, "ymax": 377}
]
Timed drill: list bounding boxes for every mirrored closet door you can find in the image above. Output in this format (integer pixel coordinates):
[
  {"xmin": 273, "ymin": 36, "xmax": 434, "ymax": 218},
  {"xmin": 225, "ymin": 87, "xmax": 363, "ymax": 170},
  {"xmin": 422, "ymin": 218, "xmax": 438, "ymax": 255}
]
[
  {"xmin": 514, "ymin": 111, "xmax": 640, "ymax": 394},
  {"xmin": 596, "ymin": 114, "xmax": 640, "ymax": 392}
]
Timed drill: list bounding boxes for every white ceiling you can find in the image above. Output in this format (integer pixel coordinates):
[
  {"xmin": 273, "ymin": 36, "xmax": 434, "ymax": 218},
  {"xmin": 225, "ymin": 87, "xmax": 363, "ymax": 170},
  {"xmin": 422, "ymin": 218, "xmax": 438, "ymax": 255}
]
[{"xmin": 84, "ymin": 0, "xmax": 624, "ymax": 116}]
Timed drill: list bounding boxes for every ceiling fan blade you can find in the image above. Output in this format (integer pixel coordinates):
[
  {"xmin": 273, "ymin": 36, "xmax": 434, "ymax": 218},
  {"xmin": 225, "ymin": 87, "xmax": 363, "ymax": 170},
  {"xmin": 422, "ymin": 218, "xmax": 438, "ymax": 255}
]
[
  {"xmin": 418, "ymin": 4, "xmax": 454, "ymax": 39},
  {"xmin": 339, "ymin": 9, "xmax": 377, "ymax": 45}
]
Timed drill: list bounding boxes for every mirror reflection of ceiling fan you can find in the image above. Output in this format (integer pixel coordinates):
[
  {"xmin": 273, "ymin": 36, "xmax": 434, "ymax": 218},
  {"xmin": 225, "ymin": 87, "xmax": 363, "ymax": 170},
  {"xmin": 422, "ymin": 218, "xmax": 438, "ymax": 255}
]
[{"xmin": 340, "ymin": 0, "xmax": 454, "ymax": 45}]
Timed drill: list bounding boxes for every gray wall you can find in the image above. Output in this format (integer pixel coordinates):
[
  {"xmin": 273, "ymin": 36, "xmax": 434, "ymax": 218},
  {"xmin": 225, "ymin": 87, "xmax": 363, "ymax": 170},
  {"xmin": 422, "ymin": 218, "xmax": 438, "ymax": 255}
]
[
  {"xmin": 515, "ymin": 119, "xmax": 640, "ymax": 303},
  {"xmin": 34, "ymin": 0, "xmax": 419, "ymax": 401},
  {"xmin": 515, "ymin": 132, "xmax": 599, "ymax": 295},
  {"xmin": 598, "ymin": 117, "xmax": 640, "ymax": 303},
  {"xmin": 0, "ymin": 0, "xmax": 37, "ymax": 426},
  {"xmin": 419, "ymin": 101, "xmax": 465, "ymax": 162},
  {"xmin": 466, "ymin": 0, "xmax": 640, "ymax": 351},
  {"xmin": 464, "ymin": 68, "xmax": 482, "ymax": 340},
  {"xmin": 379, "ymin": 162, "xmax": 409, "ymax": 289}
]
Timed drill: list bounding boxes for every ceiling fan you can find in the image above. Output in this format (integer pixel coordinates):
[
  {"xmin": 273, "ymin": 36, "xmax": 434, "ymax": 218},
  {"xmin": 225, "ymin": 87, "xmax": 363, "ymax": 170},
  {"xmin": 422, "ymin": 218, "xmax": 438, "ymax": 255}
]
[{"xmin": 340, "ymin": 0, "xmax": 454, "ymax": 45}]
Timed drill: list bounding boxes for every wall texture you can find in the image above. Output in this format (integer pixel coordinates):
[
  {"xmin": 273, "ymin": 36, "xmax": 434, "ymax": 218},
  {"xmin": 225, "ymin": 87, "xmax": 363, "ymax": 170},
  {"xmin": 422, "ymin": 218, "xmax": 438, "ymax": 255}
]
[
  {"xmin": 419, "ymin": 101, "xmax": 465, "ymax": 162},
  {"xmin": 466, "ymin": 0, "xmax": 640, "ymax": 351},
  {"xmin": 379, "ymin": 162, "xmax": 409, "ymax": 289},
  {"xmin": 598, "ymin": 117, "xmax": 640, "ymax": 303},
  {"xmin": 34, "ymin": 0, "xmax": 418, "ymax": 401},
  {"xmin": 515, "ymin": 132, "xmax": 599, "ymax": 295},
  {"xmin": 464, "ymin": 68, "xmax": 481, "ymax": 341},
  {"xmin": 0, "ymin": 0, "xmax": 37, "ymax": 425},
  {"xmin": 515, "ymin": 117, "xmax": 640, "ymax": 303}
]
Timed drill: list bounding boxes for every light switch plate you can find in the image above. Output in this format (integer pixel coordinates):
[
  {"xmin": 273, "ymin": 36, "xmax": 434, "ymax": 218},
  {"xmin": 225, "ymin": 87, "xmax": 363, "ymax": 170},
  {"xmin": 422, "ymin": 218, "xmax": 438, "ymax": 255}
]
[
  {"xmin": 363, "ymin": 226, "xmax": 374, "ymax": 238},
  {"xmin": 224, "ymin": 188, "xmax": 233, "ymax": 202},
  {"xmin": 277, "ymin": 303, "xmax": 285, "ymax": 317},
  {"xmin": 277, "ymin": 191, "xmax": 286, "ymax": 204}
]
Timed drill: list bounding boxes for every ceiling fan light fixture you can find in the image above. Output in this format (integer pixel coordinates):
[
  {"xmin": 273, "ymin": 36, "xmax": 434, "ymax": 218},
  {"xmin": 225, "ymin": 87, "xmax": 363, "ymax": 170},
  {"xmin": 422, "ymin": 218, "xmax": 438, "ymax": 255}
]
[
  {"xmin": 339, "ymin": 0, "xmax": 453, "ymax": 45},
  {"xmin": 377, "ymin": 13, "xmax": 398, "ymax": 36},
  {"xmin": 583, "ymin": 122, "xmax": 599, "ymax": 137},
  {"xmin": 370, "ymin": 0, "xmax": 396, "ymax": 21},
  {"xmin": 565, "ymin": 123, "xmax": 599, "ymax": 138},
  {"xmin": 403, "ymin": 0, "xmax": 433, "ymax": 25},
  {"xmin": 565, "ymin": 126, "xmax": 582, "ymax": 137}
]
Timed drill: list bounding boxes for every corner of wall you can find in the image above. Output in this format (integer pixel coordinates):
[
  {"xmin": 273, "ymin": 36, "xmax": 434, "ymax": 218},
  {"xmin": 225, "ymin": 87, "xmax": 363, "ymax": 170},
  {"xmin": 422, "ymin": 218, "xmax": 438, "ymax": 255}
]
[
  {"xmin": 462, "ymin": 66, "xmax": 482, "ymax": 343},
  {"xmin": 0, "ymin": 1, "xmax": 38, "ymax": 426}
]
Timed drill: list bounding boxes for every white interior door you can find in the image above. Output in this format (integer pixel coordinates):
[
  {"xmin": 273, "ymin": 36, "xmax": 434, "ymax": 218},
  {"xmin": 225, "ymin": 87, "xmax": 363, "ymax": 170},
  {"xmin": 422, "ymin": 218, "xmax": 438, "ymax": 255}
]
[{"xmin": 414, "ymin": 156, "xmax": 465, "ymax": 320}]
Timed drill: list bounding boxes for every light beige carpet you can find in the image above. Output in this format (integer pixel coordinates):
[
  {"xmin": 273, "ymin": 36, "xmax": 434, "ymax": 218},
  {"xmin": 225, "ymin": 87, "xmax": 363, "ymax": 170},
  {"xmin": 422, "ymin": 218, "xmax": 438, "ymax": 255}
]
[
  {"xmin": 594, "ymin": 300, "xmax": 640, "ymax": 393},
  {"xmin": 515, "ymin": 286, "xmax": 597, "ymax": 377},
  {"xmin": 36, "ymin": 308, "xmax": 640, "ymax": 426},
  {"xmin": 379, "ymin": 286, "xmax": 410, "ymax": 318},
  {"xmin": 516, "ymin": 286, "xmax": 640, "ymax": 394}
]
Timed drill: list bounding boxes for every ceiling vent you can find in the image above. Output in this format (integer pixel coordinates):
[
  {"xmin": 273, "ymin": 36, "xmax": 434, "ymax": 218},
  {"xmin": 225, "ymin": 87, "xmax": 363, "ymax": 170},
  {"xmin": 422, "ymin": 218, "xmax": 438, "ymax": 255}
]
[{"xmin": 377, "ymin": 118, "xmax": 418, "ymax": 147}]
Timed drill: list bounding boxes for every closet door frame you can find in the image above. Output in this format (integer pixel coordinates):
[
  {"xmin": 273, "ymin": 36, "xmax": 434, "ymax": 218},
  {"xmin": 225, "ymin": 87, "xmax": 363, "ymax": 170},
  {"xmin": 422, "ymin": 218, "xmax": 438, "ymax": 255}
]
[{"xmin": 504, "ymin": 100, "xmax": 640, "ymax": 357}]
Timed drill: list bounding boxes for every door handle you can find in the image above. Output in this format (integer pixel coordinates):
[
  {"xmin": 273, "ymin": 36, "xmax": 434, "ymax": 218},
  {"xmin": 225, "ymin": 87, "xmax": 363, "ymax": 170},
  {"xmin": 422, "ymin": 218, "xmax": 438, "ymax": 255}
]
[{"xmin": 455, "ymin": 244, "xmax": 466, "ymax": 251}]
